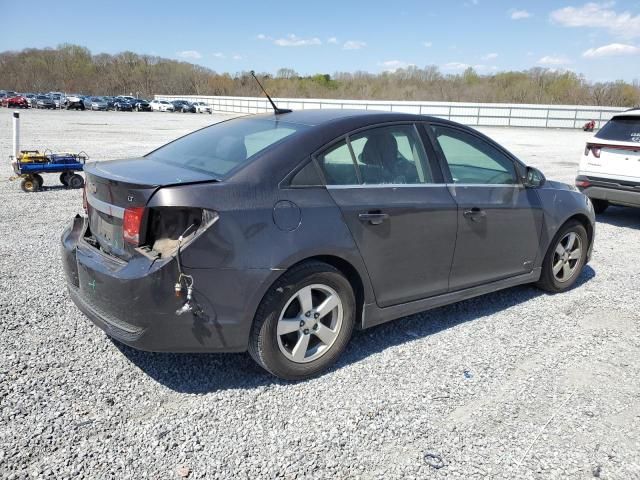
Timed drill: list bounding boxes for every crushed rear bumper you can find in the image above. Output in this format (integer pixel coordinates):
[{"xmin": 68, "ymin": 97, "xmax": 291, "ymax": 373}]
[{"xmin": 61, "ymin": 215, "xmax": 273, "ymax": 353}]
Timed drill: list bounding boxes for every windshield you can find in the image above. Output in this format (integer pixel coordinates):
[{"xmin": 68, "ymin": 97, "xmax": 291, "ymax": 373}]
[
  {"xmin": 596, "ymin": 116, "xmax": 640, "ymax": 143},
  {"xmin": 147, "ymin": 118, "xmax": 307, "ymax": 177}
]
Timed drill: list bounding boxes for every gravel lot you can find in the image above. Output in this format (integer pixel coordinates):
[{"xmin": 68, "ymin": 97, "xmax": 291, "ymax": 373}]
[{"xmin": 1, "ymin": 109, "xmax": 639, "ymax": 479}]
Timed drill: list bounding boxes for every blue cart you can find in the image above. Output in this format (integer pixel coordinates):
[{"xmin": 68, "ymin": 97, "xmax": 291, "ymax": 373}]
[{"xmin": 11, "ymin": 150, "xmax": 87, "ymax": 192}]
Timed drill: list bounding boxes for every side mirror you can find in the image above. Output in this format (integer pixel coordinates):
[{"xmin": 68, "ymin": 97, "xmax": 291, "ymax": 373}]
[{"xmin": 524, "ymin": 166, "xmax": 546, "ymax": 188}]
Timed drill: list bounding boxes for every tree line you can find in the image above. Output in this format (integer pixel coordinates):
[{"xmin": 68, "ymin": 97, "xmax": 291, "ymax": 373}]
[{"xmin": 1, "ymin": 44, "xmax": 638, "ymax": 107}]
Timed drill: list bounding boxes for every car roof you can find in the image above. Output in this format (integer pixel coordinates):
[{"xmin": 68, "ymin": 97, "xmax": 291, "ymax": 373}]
[
  {"xmin": 615, "ymin": 108, "xmax": 640, "ymax": 117},
  {"xmin": 249, "ymin": 108, "xmax": 447, "ymax": 127}
]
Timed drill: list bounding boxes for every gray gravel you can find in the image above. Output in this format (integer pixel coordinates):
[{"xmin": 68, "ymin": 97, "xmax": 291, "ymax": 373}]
[{"xmin": 1, "ymin": 109, "xmax": 639, "ymax": 479}]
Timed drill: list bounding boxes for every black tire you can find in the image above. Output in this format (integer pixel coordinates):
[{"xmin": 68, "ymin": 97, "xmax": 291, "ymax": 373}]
[
  {"xmin": 60, "ymin": 172, "xmax": 70, "ymax": 185},
  {"xmin": 33, "ymin": 173, "xmax": 44, "ymax": 187},
  {"xmin": 20, "ymin": 177, "xmax": 39, "ymax": 193},
  {"xmin": 535, "ymin": 220, "xmax": 589, "ymax": 293},
  {"xmin": 68, "ymin": 174, "xmax": 84, "ymax": 189},
  {"xmin": 591, "ymin": 199, "xmax": 609, "ymax": 214},
  {"xmin": 248, "ymin": 261, "xmax": 355, "ymax": 380}
]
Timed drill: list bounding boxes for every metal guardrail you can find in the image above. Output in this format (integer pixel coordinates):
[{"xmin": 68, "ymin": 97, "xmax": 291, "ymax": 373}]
[{"xmin": 154, "ymin": 94, "xmax": 627, "ymax": 129}]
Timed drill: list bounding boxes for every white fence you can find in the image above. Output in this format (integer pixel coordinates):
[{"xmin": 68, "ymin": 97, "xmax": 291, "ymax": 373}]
[{"xmin": 154, "ymin": 94, "xmax": 627, "ymax": 129}]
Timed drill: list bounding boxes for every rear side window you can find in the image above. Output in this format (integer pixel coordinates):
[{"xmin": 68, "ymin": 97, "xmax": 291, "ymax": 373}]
[
  {"xmin": 432, "ymin": 125, "xmax": 518, "ymax": 185},
  {"xmin": 317, "ymin": 124, "xmax": 433, "ymax": 186},
  {"xmin": 349, "ymin": 125, "xmax": 432, "ymax": 184},
  {"xmin": 147, "ymin": 118, "xmax": 307, "ymax": 177},
  {"xmin": 596, "ymin": 116, "xmax": 640, "ymax": 143},
  {"xmin": 317, "ymin": 140, "xmax": 359, "ymax": 185}
]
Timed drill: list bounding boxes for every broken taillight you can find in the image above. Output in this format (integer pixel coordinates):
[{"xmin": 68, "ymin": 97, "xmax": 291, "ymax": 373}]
[{"xmin": 123, "ymin": 207, "xmax": 146, "ymax": 245}]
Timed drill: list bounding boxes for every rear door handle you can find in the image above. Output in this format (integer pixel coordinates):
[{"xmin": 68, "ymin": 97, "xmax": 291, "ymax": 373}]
[
  {"xmin": 463, "ymin": 207, "xmax": 486, "ymax": 221},
  {"xmin": 358, "ymin": 212, "xmax": 389, "ymax": 225}
]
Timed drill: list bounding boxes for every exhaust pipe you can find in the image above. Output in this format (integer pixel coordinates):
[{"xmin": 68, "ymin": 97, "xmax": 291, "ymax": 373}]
[{"xmin": 12, "ymin": 111, "xmax": 20, "ymax": 160}]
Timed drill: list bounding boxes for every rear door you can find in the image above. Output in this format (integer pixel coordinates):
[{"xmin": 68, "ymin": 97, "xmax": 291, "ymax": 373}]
[
  {"xmin": 317, "ymin": 123, "xmax": 458, "ymax": 308},
  {"xmin": 427, "ymin": 123, "xmax": 543, "ymax": 291}
]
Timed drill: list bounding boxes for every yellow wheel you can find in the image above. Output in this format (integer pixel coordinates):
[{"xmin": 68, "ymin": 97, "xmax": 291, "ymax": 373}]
[{"xmin": 20, "ymin": 177, "xmax": 39, "ymax": 193}]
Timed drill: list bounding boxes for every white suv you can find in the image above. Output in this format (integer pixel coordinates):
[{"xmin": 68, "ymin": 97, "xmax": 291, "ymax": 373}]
[
  {"xmin": 149, "ymin": 99, "xmax": 175, "ymax": 112},
  {"xmin": 576, "ymin": 109, "xmax": 640, "ymax": 213}
]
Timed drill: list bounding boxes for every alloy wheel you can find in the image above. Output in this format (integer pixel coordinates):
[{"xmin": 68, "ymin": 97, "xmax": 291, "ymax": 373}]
[
  {"xmin": 276, "ymin": 284, "xmax": 343, "ymax": 363},
  {"xmin": 552, "ymin": 232, "xmax": 582, "ymax": 283}
]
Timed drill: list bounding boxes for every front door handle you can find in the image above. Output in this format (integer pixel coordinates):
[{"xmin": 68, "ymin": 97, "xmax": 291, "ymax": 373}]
[
  {"xmin": 463, "ymin": 207, "xmax": 486, "ymax": 221},
  {"xmin": 358, "ymin": 212, "xmax": 389, "ymax": 225}
]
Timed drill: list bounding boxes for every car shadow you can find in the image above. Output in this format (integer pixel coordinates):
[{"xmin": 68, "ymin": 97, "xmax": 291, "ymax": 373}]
[
  {"xmin": 595, "ymin": 206, "xmax": 640, "ymax": 230},
  {"xmin": 116, "ymin": 266, "xmax": 595, "ymax": 393}
]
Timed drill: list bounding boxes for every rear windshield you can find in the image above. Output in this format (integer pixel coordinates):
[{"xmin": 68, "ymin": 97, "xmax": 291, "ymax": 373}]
[
  {"xmin": 596, "ymin": 116, "xmax": 640, "ymax": 143},
  {"xmin": 147, "ymin": 118, "xmax": 307, "ymax": 177}
]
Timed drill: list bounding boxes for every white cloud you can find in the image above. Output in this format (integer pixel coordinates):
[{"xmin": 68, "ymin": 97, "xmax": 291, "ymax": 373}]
[
  {"xmin": 232, "ymin": 54, "xmax": 243, "ymax": 60},
  {"xmin": 537, "ymin": 55, "xmax": 571, "ymax": 65},
  {"xmin": 550, "ymin": 2, "xmax": 640, "ymax": 39},
  {"xmin": 379, "ymin": 60, "xmax": 416, "ymax": 72},
  {"xmin": 443, "ymin": 62, "xmax": 470, "ymax": 71},
  {"xmin": 274, "ymin": 34, "xmax": 322, "ymax": 47},
  {"xmin": 583, "ymin": 43, "xmax": 640, "ymax": 57},
  {"xmin": 177, "ymin": 50, "xmax": 202, "ymax": 59},
  {"xmin": 256, "ymin": 34, "xmax": 269, "ymax": 40},
  {"xmin": 327, "ymin": 37, "xmax": 338, "ymax": 44},
  {"xmin": 510, "ymin": 9, "xmax": 531, "ymax": 20},
  {"xmin": 482, "ymin": 52, "xmax": 498, "ymax": 60},
  {"xmin": 343, "ymin": 40, "xmax": 367, "ymax": 50},
  {"xmin": 423, "ymin": 41, "xmax": 433, "ymax": 47},
  {"xmin": 212, "ymin": 52, "xmax": 225, "ymax": 58}
]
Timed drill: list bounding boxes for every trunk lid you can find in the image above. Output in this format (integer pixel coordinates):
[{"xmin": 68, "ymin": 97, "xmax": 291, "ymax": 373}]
[
  {"xmin": 84, "ymin": 158, "xmax": 216, "ymax": 259},
  {"xmin": 580, "ymin": 138, "xmax": 640, "ymax": 182}
]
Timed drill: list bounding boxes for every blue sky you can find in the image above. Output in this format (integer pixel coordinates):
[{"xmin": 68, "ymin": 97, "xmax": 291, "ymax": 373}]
[{"xmin": 1, "ymin": 0, "xmax": 639, "ymax": 82}]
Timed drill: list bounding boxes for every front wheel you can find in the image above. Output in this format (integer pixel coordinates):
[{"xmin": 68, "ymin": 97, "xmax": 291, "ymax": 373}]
[
  {"xmin": 249, "ymin": 262, "xmax": 355, "ymax": 380},
  {"xmin": 20, "ymin": 177, "xmax": 39, "ymax": 193},
  {"xmin": 536, "ymin": 220, "xmax": 588, "ymax": 293},
  {"xmin": 591, "ymin": 199, "xmax": 609, "ymax": 214}
]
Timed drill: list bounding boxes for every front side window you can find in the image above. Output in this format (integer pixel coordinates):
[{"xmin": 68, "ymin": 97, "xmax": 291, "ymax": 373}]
[
  {"xmin": 432, "ymin": 125, "xmax": 518, "ymax": 185},
  {"xmin": 147, "ymin": 118, "xmax": 306, "ymax": 177}
]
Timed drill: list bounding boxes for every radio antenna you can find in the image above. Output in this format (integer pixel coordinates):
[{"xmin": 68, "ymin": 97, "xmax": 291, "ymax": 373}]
[{"xmin": 250, "ymin": 70, "xmax": 292, "ymax": 115}]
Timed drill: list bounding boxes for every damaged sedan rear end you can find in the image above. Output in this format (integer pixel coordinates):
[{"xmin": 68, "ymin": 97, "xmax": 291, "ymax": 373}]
[{"xmin": 62, "ymin": 117, "xmax": 308, "ymax": 353}]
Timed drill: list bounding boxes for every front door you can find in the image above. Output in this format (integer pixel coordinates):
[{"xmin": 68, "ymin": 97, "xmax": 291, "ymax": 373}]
[
  {"xmin": 429, "ymin": 124, "xmax": 544, "ymax": 291},
  {"xmin": 317, "ymin": 124, "xmax": 458, "ymax": 307}
]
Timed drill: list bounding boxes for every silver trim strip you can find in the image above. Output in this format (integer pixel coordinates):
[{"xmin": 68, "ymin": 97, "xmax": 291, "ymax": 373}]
[
  {"xmin": 326, "ymin": 183, "xmax": 521, "ymax": 190},
  {"xmin": 86, "ymin": 193, "xmax": 125, "ymax": 218}
]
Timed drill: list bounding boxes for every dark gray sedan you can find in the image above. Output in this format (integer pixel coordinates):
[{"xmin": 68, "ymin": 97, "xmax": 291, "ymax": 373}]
[{"xmin": 61, "ymin": 110, "xmax": 595, "ymax": 380}]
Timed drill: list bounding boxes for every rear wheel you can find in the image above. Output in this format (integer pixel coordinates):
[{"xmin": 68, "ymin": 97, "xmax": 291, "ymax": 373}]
[
  {"xmin": 248, "ymin": 262, "xmax": 355, "ymax": 380},
  {"xmin": 536, "ymin": 220, "xmax": 588, "ymax": 293},
  {"xmin": 60, "ymin": 172, "xmax": 70, "ymax": 185},
  {"xmin": 68, "ymin": 174, "xmax": 84, "ymax": 189},
  {"xmin": 591, "ymin": 199, "xmax": 609, "ymax": 214}
]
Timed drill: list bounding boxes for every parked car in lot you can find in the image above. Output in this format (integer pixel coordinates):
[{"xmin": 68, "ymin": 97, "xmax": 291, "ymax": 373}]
[
  {"xmin": 150, "ymin": 99, "xmax": 175, "ymax": 112},
  {"xmin": 192, "ymin": 101, "xmax": 212, "ymax": 114},
  {"xmin": 576, "ymin": 109, "xmax": 640, "ymax": 213},
  {"xmin": 131, "ymin": 98, "xmax": 151, "ymax": 111},
  {"xmin": 171, "ymin": 99, "xmax": 195, "ymax": 113},
  {"xmin": 88, "ymin": 97, "xmax": 109, "ymax": 111},
  {"xmin": 35, "ymin": 95, "xmax": 56, "ymax": 109},
  {"xmin": 113, "ymin": 98, "xmax": 134, "ymax": 111},
  {"xmin": 1, "ymin": 94, "xmax": 29, "ymax": 108},
  {"xmin": 62, "ymin": 110, "xmax": 595, "ymax": 380},
  {"xmin": 64, "ymin": 94, "xmax": 85, "ymax": 110}
]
